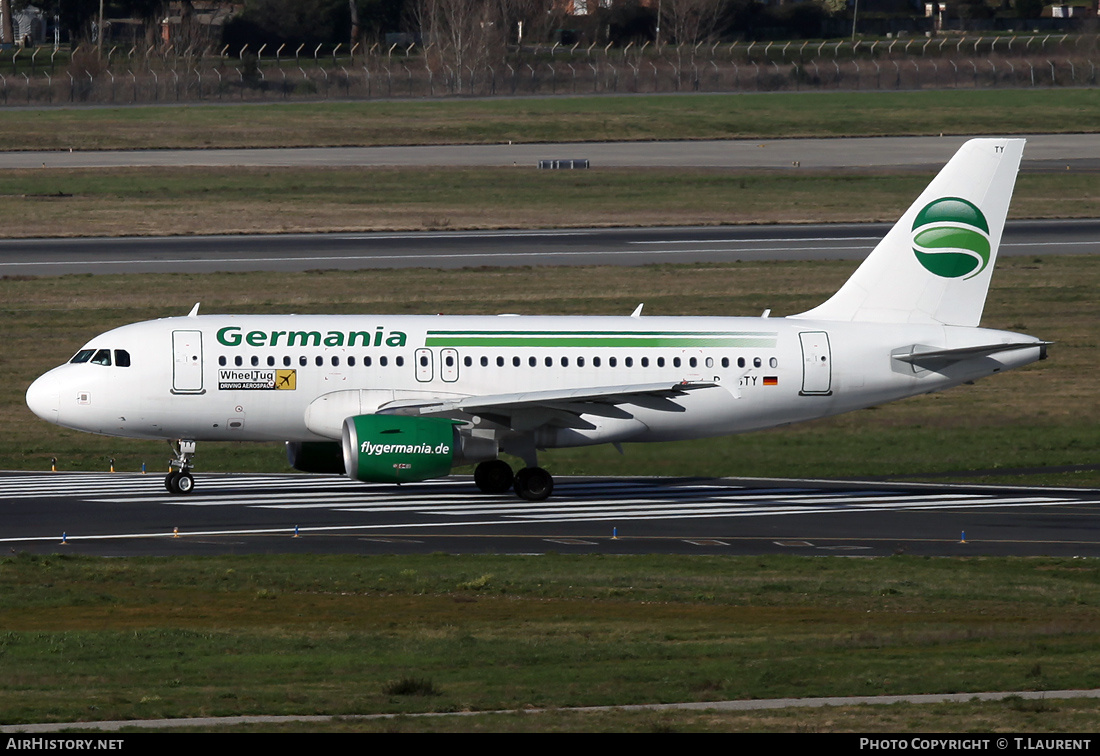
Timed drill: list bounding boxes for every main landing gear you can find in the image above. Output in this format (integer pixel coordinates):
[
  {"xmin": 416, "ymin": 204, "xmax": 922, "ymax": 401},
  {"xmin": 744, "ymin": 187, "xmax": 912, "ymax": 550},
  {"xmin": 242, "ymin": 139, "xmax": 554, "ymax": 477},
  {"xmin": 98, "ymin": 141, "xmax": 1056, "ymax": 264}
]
[
  {"xmin": 473, "ymin": 459, "xmax": 554, "ymax": 501},
  {"xmin": 165, "ymin": 439, "xmax": 197, "ymax": 495}
]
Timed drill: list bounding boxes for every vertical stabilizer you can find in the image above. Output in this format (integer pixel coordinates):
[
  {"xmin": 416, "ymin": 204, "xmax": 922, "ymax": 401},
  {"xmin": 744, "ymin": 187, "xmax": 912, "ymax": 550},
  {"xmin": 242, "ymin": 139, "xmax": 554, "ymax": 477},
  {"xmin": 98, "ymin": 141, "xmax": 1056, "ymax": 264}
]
[{"xmin": 792, "ymin": 138, "xmax": 1025, "ymax": 327}]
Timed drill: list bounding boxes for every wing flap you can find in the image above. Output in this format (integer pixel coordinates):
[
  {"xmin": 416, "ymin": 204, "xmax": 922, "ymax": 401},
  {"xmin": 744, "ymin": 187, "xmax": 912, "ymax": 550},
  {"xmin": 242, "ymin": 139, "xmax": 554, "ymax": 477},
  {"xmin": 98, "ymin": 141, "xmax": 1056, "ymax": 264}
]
[{"xmin": 379, "ymin": 381, "xmax": 719, "ymax": 420}]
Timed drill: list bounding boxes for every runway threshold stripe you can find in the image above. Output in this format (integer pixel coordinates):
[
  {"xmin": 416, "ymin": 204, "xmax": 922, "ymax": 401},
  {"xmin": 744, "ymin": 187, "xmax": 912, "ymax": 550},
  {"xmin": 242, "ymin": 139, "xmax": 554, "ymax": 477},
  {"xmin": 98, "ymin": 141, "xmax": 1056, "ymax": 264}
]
[
  {"xmin": 509, "ymin": 497, "xmax": 1074, "ymax": 522},
  {"xmin": 337, "ymin": 496, "xmax": 1061, "ymax": 518},
  {"xmin": 85, "ymin": 490, "xmax": 994, "ymax": 510}
]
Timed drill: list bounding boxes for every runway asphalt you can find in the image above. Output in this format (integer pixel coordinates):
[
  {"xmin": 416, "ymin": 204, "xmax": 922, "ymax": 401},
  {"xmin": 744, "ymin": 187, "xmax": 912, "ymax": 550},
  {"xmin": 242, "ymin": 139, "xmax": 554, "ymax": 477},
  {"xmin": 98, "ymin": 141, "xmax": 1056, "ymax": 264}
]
[
  {"xmin": 3, "ymin": 133, "xmax": 1098, "ymax": 170},
  {"xmin": 3, "ymin": 471, "xmax": 1097, "ymax": 558},
  {"xmin": 3, "ymin": 219, "xmax": 1099, "ymax": 276}
]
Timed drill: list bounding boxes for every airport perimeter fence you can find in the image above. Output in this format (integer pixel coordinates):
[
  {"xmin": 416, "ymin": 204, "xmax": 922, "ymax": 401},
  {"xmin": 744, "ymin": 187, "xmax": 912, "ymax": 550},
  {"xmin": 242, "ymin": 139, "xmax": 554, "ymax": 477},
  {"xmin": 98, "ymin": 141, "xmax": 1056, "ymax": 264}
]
[{"xmin": 1, "ymin": 33, "xmax": 1097, "ymax": 105}]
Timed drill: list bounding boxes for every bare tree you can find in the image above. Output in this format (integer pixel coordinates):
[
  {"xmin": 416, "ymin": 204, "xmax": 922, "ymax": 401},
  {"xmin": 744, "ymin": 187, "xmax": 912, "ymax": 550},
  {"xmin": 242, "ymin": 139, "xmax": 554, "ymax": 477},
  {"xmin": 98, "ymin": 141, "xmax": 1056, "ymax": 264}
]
[
  {"xmin": 415, "ymin": 0, "xmax": 506, "ymax": 90},
  {"xmin": 660, "ymin": 0, "xmax": 727, "ymax": 46},
  {"xmin": 1, "ymin": 0, "xmax": 14, "ymax": 45},
  {"xmin": 492, "ymin": 0, "xmax": 565, "ymax": 46},
  {"xmin": 349, "ymin": 0, "xmax": 361, "ymax": 46}
]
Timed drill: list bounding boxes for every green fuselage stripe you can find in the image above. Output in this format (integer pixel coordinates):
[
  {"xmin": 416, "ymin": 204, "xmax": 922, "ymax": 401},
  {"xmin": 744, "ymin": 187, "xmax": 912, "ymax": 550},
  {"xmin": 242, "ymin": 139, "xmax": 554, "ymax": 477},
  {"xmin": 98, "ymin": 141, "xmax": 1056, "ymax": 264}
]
[{"xmin": 424, "ymin": 331, "xmax": 778, "ymax": 348}]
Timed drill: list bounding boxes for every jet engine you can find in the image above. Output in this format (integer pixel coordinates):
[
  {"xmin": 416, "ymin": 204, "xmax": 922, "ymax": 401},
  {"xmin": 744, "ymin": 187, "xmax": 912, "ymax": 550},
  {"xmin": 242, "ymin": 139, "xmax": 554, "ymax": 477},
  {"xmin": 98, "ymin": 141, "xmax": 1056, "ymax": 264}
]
[{"xmin": 341, "ymin": 414, "xmax": 493, "ymax": 484}]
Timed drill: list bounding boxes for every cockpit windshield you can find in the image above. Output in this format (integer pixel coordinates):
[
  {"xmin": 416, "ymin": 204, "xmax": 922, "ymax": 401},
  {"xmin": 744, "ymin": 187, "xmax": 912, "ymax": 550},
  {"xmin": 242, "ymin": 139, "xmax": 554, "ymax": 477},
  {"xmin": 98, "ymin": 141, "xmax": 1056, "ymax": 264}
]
[{"xmin": 69, "ymin": 349, "xmax": 130, "ymax": 367}]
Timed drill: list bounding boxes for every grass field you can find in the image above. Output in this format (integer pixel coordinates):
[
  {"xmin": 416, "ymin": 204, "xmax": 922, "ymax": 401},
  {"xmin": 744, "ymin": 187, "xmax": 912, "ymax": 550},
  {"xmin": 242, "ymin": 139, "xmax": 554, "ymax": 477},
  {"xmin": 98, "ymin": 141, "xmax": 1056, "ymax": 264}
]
[
  {"xmin": 2, "ymin": 90, "xmax": 1099, "ymax": 152},
  {"xmin": 2, "ymin": 552, "xmax": 1099, "ymax": 731},
  {"xmin": 1, "ymin": 166, "xmax": 1097, "ymax": 238}
]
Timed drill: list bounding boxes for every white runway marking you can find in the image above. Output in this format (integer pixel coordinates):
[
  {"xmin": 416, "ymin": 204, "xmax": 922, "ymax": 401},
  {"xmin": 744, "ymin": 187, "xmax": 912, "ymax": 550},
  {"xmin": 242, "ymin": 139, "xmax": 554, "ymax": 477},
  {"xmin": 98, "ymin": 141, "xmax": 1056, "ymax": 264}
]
[{"xmin": 0, "ymin": 472, "xmax": 1083, "ymax": 531}]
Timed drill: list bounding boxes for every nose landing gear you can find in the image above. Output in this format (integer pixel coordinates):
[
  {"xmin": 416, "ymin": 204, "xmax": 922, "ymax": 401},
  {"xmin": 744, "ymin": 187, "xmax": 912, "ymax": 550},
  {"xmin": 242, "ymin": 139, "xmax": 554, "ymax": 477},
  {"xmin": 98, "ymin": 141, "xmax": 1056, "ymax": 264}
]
[{"xmin": 165, "ymin": 439, "xmax": 197, "ymax": 495}]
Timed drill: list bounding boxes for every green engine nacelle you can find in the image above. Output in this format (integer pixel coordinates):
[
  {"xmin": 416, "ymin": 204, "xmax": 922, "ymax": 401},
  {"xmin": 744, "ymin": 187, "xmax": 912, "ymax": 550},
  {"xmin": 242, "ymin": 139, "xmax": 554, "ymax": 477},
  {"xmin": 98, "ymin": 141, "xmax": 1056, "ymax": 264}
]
[{"xmin": 341, "ymin": 414, "xmax": 461, "ymax": 484}]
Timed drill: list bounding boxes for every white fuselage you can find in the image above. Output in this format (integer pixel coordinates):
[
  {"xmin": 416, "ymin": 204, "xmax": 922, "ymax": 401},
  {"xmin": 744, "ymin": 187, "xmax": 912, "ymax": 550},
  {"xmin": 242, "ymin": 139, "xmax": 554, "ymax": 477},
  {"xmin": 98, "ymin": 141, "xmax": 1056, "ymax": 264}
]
[{"xmin": 25, "ymin": 313, "xmax": 1044, "ymax": 448}]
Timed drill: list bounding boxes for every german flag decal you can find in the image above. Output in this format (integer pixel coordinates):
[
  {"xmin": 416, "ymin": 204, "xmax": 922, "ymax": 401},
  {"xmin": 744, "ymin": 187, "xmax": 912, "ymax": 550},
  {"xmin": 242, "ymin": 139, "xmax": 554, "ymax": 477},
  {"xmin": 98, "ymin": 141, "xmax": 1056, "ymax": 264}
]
[{"xmin": 763, "ymin": 376, "xmax": 779, "ymax": 386}]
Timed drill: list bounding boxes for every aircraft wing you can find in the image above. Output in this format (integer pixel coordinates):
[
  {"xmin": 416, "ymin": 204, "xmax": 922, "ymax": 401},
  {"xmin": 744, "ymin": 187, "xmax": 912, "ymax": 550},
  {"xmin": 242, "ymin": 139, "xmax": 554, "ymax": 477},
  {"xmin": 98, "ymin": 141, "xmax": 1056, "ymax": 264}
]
[{"xmin": 377, "ymin": 381, "xmax": 719, "ymax": 431}]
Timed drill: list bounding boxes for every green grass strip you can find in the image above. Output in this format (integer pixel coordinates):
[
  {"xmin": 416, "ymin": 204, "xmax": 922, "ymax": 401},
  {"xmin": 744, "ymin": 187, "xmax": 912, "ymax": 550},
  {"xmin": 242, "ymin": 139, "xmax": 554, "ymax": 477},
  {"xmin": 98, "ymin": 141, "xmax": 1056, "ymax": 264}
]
[{"xmin": 2, "ymin": 90, "xmax": 1099, "ymax": 151}]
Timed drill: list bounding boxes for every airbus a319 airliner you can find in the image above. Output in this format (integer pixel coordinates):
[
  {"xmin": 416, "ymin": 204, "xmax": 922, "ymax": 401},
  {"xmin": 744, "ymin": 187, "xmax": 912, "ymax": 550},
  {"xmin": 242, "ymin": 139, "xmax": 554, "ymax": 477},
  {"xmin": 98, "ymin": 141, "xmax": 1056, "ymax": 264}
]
[{"xmin": 26, "ymin": 139, "xmax": 1047, "ymax": 501}]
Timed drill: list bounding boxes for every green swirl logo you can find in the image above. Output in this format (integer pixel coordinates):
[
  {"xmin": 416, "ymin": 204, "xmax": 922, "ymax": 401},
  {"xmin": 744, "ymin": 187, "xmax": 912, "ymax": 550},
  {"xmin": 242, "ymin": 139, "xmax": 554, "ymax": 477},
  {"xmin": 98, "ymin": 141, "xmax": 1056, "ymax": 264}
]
[{"xmin": 911, "ymin": 197, "xmax": 991, "ymax": 279}]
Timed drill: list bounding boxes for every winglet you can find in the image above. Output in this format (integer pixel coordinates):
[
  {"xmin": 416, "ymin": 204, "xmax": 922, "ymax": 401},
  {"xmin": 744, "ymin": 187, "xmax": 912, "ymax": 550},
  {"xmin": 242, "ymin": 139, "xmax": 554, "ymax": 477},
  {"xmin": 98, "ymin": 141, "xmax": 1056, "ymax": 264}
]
[{"xmin": 187, "ymin": 303, "xmax": 201, "ymax": 318}]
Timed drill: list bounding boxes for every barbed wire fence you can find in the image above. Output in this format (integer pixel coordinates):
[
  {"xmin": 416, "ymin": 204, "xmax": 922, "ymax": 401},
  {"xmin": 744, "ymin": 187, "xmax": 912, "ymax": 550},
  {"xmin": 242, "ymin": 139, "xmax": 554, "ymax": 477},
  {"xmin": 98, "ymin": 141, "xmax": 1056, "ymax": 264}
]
[{"xmin": 0, "ymin": 33, "xmax": 1096, "ymax": 105}]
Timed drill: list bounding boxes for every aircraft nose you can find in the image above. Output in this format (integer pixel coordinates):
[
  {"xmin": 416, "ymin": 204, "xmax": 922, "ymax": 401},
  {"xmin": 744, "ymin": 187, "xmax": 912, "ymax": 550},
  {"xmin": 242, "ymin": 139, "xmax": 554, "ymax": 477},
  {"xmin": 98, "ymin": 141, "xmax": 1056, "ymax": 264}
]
[{"xmin": 26, "ymin": 372, "xmax": 60, "ymax": 424}]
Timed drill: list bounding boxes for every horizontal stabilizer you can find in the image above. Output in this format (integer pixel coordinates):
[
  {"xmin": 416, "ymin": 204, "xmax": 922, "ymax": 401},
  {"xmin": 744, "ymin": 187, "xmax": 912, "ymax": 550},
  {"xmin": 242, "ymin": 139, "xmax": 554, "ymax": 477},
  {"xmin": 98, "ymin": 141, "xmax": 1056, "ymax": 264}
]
[{"xmin": 893, "ymin": 341, "xmax": 1050, "ymax": 368}]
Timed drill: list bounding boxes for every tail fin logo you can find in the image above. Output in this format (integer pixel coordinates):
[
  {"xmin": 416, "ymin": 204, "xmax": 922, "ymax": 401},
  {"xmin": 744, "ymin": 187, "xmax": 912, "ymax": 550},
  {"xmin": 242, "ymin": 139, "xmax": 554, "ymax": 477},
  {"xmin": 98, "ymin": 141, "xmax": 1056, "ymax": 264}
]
[{"xmin": 911, "ymin": 197, "xmax": 991, "ymax": 279}]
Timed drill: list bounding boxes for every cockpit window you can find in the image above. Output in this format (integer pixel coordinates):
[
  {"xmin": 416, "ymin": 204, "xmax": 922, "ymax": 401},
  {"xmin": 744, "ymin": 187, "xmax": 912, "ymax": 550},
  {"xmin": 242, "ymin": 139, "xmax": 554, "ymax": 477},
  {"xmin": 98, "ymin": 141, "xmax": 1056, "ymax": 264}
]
[{"xmin": 70, "ymin": 348, "xmax": 129, "ymax": 366}]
